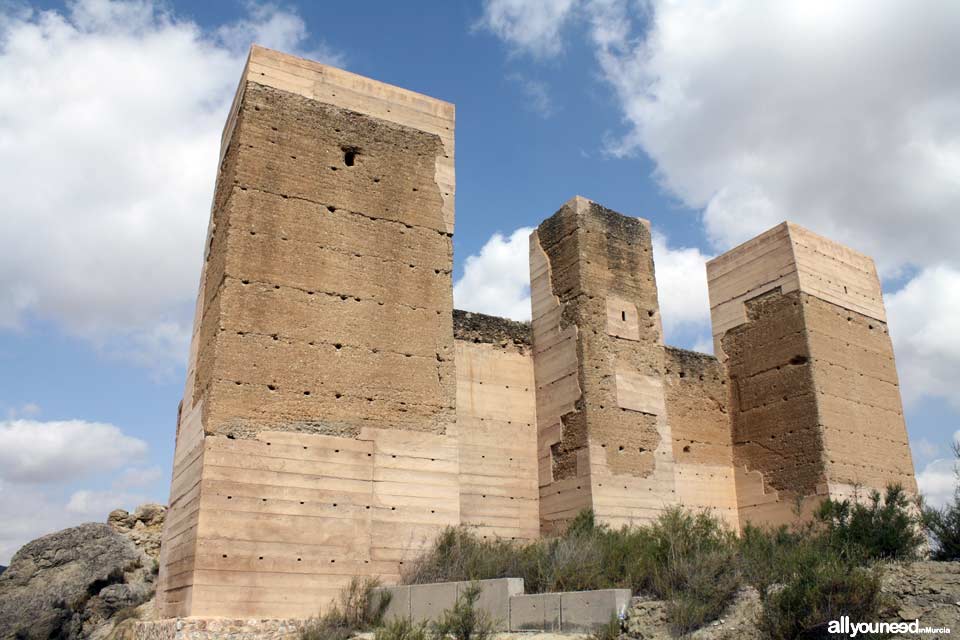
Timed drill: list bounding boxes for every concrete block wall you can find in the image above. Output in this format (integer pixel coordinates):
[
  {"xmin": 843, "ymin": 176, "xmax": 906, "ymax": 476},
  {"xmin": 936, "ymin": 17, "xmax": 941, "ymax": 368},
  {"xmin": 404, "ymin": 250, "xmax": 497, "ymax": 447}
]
[{"xmin": 376, "ymin": 580, "xmax": 628, "ymax": 633}]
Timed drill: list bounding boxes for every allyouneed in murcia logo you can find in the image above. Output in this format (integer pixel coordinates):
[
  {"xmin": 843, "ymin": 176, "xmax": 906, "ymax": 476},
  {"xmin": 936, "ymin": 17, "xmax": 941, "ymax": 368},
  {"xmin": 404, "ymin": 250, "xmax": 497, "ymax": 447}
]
[{"xmin": 828, "ymin": 616, "xmax": 951, "ymax": 637}]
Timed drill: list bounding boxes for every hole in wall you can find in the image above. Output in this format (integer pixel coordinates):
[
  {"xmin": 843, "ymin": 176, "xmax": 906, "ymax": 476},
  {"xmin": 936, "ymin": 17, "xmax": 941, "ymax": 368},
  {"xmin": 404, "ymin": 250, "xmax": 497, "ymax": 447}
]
[
  {"xmin": 789, "ymin": 355, "xmax": 809, "ymax": 365},
  {"xmin": 621, "ymin": 310, "xmax": 626, "ymax": 321},
  {"xmin": 343, "ymin": 148, "xmax": 358, "ymax": 166}
]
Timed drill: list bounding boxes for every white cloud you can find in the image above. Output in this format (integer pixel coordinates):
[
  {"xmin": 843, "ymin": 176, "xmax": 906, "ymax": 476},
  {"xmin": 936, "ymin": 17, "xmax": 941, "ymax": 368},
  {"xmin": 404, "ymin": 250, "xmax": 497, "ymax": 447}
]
[
  {"xmin": 0, "ymin": 419, "xmax": 148, "ymax": 484},
  {"xmin": 454, "ymin": 228, "xmax": 533, "ymax": 321},
  {"xmin": 918, "ymin": 458, "xmax": 958, "ymax": 509},
  {"xmin": 0, "ymin": 0, "xmax": 339, "ymax": 372},
  {"xmin": 508, "ymin": 73, "xmax": 555, "ymax": 118},
  {"xmin": 66, "ymin": 488, "xmax": 150, "ymax": 519},
  {"xmin": 0, "ymin": 480, "xmax": 75, "ymax": 565},
  {"xmin": 482, "ymin": 0, "xmax": 960, "ymax": 409},
  {"xmin": 651, "ymin": 232, "xmax": 712, "ymax": 337},
  {"xmin": 591, "ymin": 1, "xmax": 960, "ymax": 274},
  {"xmin": 453, "ymin": 225, "xmax": 713, "ymax": 345},
  {"xmin": 913, "ymin": 437, "xmax": 942, "ymax": 463},
  {"xmin": 114, "ymin": 465, "xmax": 163, "ymax": 488},
  {"xmin": 886, "ymin": 265, "xmax": 960, "ymax": 410},
  {"xmin": 478, "ymin": 0, "xmax": 579, "ymax": 59}
]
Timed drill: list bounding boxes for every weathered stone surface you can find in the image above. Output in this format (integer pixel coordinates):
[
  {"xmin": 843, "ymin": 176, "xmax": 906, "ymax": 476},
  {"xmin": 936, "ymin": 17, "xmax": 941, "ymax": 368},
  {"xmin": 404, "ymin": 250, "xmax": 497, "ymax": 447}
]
[
  {"xmin": 108, "ymin": 503, "xmax": 167, "ymax": 560},
  {"xmin": 0, "ymin": 522, "xmax": 153, "ymax": 640},
  {"xmin": 453, "ymin": 309, "xmax": 531, "ymax": 351},
  {"xmin": 152, "ymin": 43, "xmax": 919, "ymax": 621}
]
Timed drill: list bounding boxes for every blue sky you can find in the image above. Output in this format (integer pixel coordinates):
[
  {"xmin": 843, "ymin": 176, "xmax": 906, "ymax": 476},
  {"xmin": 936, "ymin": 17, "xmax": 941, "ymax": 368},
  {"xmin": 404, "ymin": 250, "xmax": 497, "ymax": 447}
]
[{"xmin": 0, "ymin": 0, "xmax": 958, "ymax": 563}]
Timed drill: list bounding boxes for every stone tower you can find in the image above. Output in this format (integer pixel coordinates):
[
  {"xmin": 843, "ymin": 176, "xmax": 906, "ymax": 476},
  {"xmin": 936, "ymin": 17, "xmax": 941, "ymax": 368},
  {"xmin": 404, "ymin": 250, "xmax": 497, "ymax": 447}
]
[
  {"xmin": 707, "ymin": 222, "xmax": 917, "ymax": 527},
  {"xmin": 156, "ymin": 45, "xmax": 457, "ymax": 618},
  {"xmin": 530, "ymin": 197, "xmax": 677, "ymax": 534}
]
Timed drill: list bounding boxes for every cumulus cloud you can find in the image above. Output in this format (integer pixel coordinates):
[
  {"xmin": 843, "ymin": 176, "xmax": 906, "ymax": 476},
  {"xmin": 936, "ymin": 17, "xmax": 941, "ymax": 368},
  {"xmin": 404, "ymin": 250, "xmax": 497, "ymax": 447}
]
[
  {"xmin": 592, "ymin": 1, "xmax": 960, "ymax": 274},
  {"xmin": 0, "ymin": 419, "xmax": 148, "ymax": 484},
  {"xmin": 918, "ymin": 457, "xmax": 959, "ymax": 509},
  {"xmin": 454, "ymin": 228, "xmax": 534, "ymax": 321},
  {"xmin": 66, "ymin": 488, "xmax": 150, "ymax": 519},
  {"xmin": 886, "ymin": 265, "xmax": 960, "ymax": 410},
  {"xmin": 0, "ymin": 0, "xmax": 339, "ymax": 373},
  {"xmin": 0, "ymin": 417, "xmax": 158, "ymax": 564},
  {"xmin": 477, "ymin": 0, "xmax": 579, "ymax": 58},
  {"xmin": 454, "ymin": 225, "xmax": 713, "ymax": 350},
  {"xmin": 481, "ymin": 0, "xmax": 960, "ymax": 410},
  {"xmin": 651, "ymin": 232, "xmax": 712, "ymax": 337}
]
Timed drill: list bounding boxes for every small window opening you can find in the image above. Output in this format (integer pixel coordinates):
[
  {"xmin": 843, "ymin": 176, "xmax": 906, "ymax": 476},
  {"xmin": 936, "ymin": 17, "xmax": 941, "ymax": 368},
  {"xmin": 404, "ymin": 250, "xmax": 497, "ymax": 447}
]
[
  {"xmin": 343, "ymin": 148, "xmax": 358, "ymax": 166},
  {"xmin": 621, "ymin": 310, "xmax": 626, "ymax": 322}
]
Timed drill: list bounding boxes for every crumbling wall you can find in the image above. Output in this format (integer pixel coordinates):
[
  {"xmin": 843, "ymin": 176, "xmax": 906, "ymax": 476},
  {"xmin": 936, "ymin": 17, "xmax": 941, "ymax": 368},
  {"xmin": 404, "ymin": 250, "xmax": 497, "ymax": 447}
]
[
  {"xmin": 530, "ymin": 197, "xmax": 676, "ymax": 533},
  {"xmin": 707, "ymin": 222, "xmax": 918, "ymax": 529},
  {"xmin": 453, "ymin": 311, "xmax": 539, "ymax": 540},
  {"xmin": 157, "ymin": 45, "xmax": 458, "ymax": 619},
  {"xmin": 664, "ymin": 347, "xmax": 738, "ymax": 529}
]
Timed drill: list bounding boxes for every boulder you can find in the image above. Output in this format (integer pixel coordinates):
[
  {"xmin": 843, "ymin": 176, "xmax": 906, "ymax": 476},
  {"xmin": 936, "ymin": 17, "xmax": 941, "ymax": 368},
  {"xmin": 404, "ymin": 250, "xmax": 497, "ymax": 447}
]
[
  {"xmin": 107, "ymin": 503, "xmax": 166, "ymax": 560},
  {"xmin": 0, "ymin": 522, "xmax": 150, "ymax": 640}
]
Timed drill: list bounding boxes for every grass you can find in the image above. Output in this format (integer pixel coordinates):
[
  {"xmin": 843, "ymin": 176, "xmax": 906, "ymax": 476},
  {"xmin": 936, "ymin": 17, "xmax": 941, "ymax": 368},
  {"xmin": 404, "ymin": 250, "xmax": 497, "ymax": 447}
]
[
  {"xmin": 402, "ymin": 483, "xmax": 924, "ymax": 635},
  {"xmin": 300, "ymin": 576, "xmax": 390, "ymax": 640}
]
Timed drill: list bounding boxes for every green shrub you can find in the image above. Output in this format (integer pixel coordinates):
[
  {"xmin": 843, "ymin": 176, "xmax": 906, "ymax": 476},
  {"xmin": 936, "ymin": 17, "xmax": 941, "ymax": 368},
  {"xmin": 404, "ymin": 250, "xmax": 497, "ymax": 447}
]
[
  {"xmin": 923, "ymin": 442, "xmax": 960, "ymax": 560},
  {"xmin": 587, "ymin": 614, "xmax": 622, "ymax": 640},
  {"xmin": 816, "ymin": 484, "xmax": 924, "ymax": 560},
  {"xmin": 374, "ymin": 618, "xmax": 429, "ymax": 640},
  {"xmin": 758, "ymin": 547, "xmax": 884, "ymax": 640},
  {"xmin": 430, "ymin": 582, "xmax": 496, "ymax": 640},
  {"xmin": 300, "ymin": 577, "xmax": 388, "ymax": 640}
]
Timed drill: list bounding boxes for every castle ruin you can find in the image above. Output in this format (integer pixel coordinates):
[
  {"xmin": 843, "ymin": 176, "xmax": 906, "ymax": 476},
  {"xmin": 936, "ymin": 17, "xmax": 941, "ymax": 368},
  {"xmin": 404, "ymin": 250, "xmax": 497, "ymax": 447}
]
[{"xmin": 156, "ymin": 46, "xmax": 917, "ymax": 619}]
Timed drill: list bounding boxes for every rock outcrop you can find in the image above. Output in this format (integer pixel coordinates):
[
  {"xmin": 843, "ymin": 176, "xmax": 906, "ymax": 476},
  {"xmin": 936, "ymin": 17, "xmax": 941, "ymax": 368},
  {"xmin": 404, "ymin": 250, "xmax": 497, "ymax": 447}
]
[
  {"xmin": 107, "ymin": 503, "xmax": 166, "ymax": 560},
  {"xmin": 0, "ymin": 504, "xmax": 166, "ymax": 640}
]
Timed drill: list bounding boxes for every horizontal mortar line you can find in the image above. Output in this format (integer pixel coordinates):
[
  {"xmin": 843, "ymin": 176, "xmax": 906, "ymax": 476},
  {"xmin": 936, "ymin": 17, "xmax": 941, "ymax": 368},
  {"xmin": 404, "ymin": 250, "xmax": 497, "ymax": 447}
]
[
  {"xmin": 819, "ymin": 426, "xmax": 909, "ymax": 445},
  {"xmin": 197, "ymin": 535, "xmax": 375, "ymax": 550},
  {"xmin": 211, "ymin": 377, "xmax": 450, "ymax": 401},
  {"xmin": 810, "ymin": 357, "xmax": 899, "ymax": 387},
  {"xmin": 735, "ymin": 391, "xmax": 817, "ymax": 414},
  {"xmin": 253, "ymin": 233, "xmax": 453, "ymax": 275},
  {"xmin": 816, "ymin": 389, "xmax": 903, "ymax": 415},
  {"xmin": 232, "ymin": 184, "xmax": 453, "ymax": 237},
  {"xmin": 198, "ymin": 505, "xmax": 432, "ymax": 521},
  {"xmin": 220, "ymin": 274, "xmax": 443, "ymax": 314},
  {"xmin": 708, "ymin": 272, "xmax": 793, "ymax": 305},
  {"xmin": 731, "ymin": 355, "xmax": 812, "ymax": 380},
  {"xmin": 806, "ymin": 332, "xmax": 894, "ymax": 357},
  {"xmin": 222, "ymin": 328, "xmax": 439, "ymax": 361},
  {"xmin": 205, "ymin": 461, "xmax": 458, "ymax": 484}
]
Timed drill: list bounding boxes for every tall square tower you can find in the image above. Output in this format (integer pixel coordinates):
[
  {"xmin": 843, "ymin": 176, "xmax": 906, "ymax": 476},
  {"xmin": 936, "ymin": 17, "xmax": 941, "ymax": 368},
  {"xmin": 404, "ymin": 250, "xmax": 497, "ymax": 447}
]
[
  {"xmin": 530, "ymin": 197, "xmax": 677, "ymax": 534},
  {"xmin": 708, "ymin": 222, "xmax": 916, "ymax": 527},
  {"xmin": 157, "ymin": 46, "xmax": 457, "ymax": 618}
]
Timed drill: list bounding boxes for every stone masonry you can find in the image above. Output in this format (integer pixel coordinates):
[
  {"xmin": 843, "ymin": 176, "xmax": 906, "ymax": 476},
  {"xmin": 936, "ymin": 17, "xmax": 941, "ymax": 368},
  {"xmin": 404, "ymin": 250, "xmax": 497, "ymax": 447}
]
[{"xmin": 156, "ymin": 46, "xmax": 918, "ymax": 619}]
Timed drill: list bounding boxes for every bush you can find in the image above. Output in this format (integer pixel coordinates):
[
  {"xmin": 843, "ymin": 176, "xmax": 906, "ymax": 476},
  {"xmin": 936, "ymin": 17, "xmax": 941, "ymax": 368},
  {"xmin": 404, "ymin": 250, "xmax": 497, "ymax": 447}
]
[
  {"xmin": 375, "ymin": 618, "xmax": 429, "ymax": 640},
  {"xmin": 758, "ymin": 546, "xmax": 884, "ymax": 640},
  {"xmin": 587, "ymin": 614, "xmax": 622, "ymax": 640},
  {"xmin": 816, "ymin": 484, "xmax": 924, "ymax": 561},
  {"xmin": 923, "ymin": 442, "xmax": 960, "ymax": 560},
  {"xmin": 430, "ymin": 582, "xmax": 495, "ymax": 640},
  {"xmin": 300, "ymin": 577, "xmax": 389, "ymax": 640},
  {"xmin": 403, "ymin": 507, "xmax": 740, "ymax": 633}
]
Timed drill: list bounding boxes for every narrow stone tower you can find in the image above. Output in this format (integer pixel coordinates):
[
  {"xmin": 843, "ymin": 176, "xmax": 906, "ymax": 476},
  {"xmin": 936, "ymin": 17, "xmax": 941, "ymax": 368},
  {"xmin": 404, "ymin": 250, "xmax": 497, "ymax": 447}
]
[
  {"xmin": 707, "ymin": 222, "xmax": 917, "ymax": 527},
  {"xmin": 530, "ymin": 197, "xmax": 677, "ymax": 534},
  {"xmin": 156, "ymin": 46, "xmax": 457, "ymax": 618}
]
